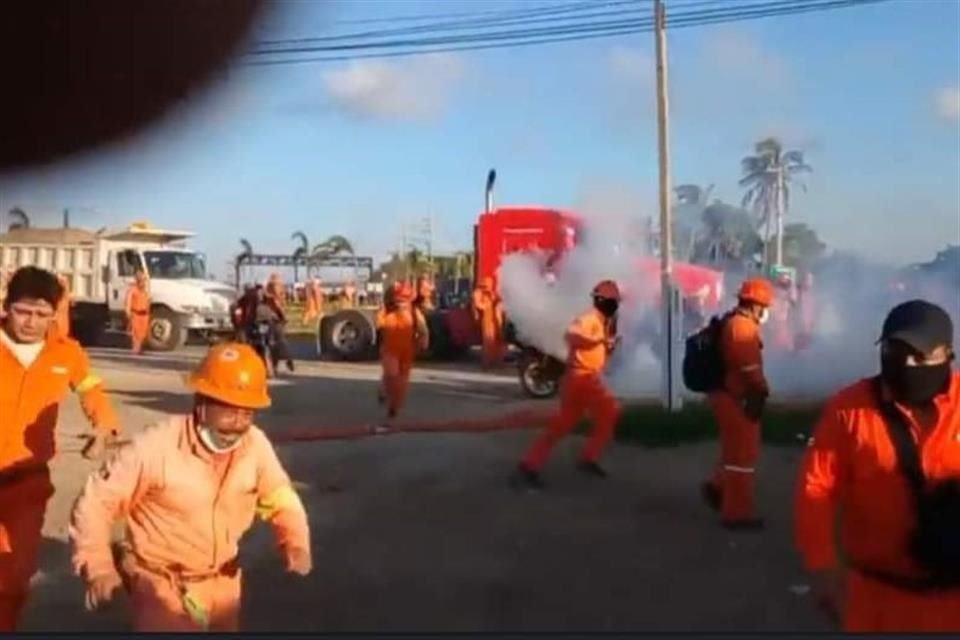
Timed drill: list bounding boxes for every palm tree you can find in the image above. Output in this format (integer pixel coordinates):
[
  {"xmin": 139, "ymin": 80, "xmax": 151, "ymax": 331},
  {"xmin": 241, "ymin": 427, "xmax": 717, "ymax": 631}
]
[
  {"xmin": 311, "ymin": 234, "xmax": 354, "ymax": 259},
  {"xmin": 312, "ymin": 234, "xmax": 356, "ymax": 282},
  {"xmin": 8, "ymin": 207, "xmax": 29, "ymax": 231},
  {"xmin": 291, "ymin": 231, "xmax": 309, "ymax": 281},
  {"xmin": 234, "ymin": 238, "xmax": 254, "ymax": 288},
  {"xmin": 674, "ymin": 184, "xmax": 715, "ymax": 260},
  {"xmin": 739, "ymin": 137, "xmax": 812, "ymax": 269}
]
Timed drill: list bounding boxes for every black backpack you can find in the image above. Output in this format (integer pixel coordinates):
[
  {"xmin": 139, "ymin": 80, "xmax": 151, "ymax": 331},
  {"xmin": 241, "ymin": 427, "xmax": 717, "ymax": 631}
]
[
  {"xmin": 682, "ymin": 314, "xmax": 728, "ymax": 393},
  {"xmin": 872, "ymin": 377, "xmax": 960, "ymax": 589}
]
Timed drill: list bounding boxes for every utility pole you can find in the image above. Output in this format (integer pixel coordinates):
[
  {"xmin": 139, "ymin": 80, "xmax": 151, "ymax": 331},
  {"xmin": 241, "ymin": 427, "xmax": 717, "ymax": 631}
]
[
  {"xmin": 774, "ymin": 166, "xmax": 785, "ymax": 269},
  {"xmin": 655, "ymin": 0, "xmax": 682, "ymax": 412}
]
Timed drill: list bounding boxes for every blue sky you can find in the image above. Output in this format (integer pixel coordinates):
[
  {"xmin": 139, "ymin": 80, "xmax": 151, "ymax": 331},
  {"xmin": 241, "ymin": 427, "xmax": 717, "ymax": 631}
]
[{"xmin": 1, "ymin": 0, "xmax": 958, "ymax": 279}]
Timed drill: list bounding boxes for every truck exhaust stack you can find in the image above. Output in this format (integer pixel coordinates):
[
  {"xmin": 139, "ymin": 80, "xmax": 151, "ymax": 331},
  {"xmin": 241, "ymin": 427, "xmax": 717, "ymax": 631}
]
[{"xmin": 485, "ymin": 169, "xmax": 496, "ymax": 214}]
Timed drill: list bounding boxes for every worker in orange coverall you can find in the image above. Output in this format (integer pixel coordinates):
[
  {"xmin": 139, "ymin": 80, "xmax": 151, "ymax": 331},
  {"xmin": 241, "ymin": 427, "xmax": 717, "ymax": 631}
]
[
  {"xmin": 512, "ymin": 280, "xmax": 623, "ymax": 489},
  {"xmin": 375, "ymin": 282, "xmax": 428, "ymax": 428},
  {"xmin": 795, "ymin": 300, "xmax": 960, "ymax": 632},
  {"xmin": 302, "ymin": 278, "xmax": 324, "ymax": 324},
  {"xmin": 415, "ymin": 274, "xmax": 436, "ymax": 313},
  {"xmin": 49, "ymin": 272, "xmax": 71, "ymax": 339},
  {"xmin": 266, "ymin": 272, "xmax": 286, "ymax": 309},
  {"xmin": 0, "ymin": 266, "xmax": 119, "ymax": 631},
  {"xmin": 125, "ymin": 270, "xmax": 151, "ymax": 354},
  {"xmin": 700, "ymin": 277, "xmax": 775, "ymax": 531},
  {"xmin": 472, "ymin": 276, "xmax": 505, "ymax": 369},
  {"xmin": 69, "ymin": 342, "xmax": 312, "ymax": 632},
  {"xmin": 340, "ymin": 280, "xmax": 357, "ymax": 308}
]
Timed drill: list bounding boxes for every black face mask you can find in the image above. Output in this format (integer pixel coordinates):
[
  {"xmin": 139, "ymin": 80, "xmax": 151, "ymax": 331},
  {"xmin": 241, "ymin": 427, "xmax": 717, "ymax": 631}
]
[
  {"xmin": 881, "ymin": 357, "xmax": 952, "ymax": 406},
  {"xmin": 594, "ymin": 297, "xmax": 619, "ymax": 318}
]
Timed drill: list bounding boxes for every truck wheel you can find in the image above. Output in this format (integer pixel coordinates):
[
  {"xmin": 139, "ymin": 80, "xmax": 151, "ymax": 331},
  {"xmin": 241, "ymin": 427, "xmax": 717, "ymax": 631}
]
[
  {"xmin": 322, "ymin": 310, "xmax": 374, "ymax": 361},
  {"xmin": 146, "ymin": 307, "xmax": 186, "ymax": 352},
  {"xmin": 518, "ymin": 353, "xmax": 562, "ymax": 399}
]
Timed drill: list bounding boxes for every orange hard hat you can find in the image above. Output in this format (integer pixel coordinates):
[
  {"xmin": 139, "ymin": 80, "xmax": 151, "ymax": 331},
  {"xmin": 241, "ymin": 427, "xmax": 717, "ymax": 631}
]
[
  {"xmin": 392, "ymin": 281, "xmax": 413, "ymax": 302},
  {"xmin": 738, "ymin": 277, "xmax": 775, "ymax": 307},
  {"xmin": 592, "ymin": 279, "xmax": 621, "ymax": 301},
  {"xmin": 186, "ymin": 342, "xmax": 271, "ymax": 409}
]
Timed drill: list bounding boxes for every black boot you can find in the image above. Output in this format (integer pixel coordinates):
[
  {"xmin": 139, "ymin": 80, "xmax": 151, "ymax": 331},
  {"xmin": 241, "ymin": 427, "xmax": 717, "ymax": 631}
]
[
  {"xmin": 509, "ymin": 464, "xmax": 544, "ymax": 491},
  {"xmin": 577, "ymin": 460, "xmax": 608, "ymax": 478},
  {"xmin": 721, "ymin": 518, "xmax": 766, "ymax": 532},
  {"xmin": 700, "ymin": 482, "xmax": 722, "ymax": 512}
]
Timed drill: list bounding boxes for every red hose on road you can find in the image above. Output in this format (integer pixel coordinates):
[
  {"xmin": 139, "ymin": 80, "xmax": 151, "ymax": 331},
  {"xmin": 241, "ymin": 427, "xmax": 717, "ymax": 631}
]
[{"xmin": 272, "ymin": 408, "xmax": 554, "ymax": 445}]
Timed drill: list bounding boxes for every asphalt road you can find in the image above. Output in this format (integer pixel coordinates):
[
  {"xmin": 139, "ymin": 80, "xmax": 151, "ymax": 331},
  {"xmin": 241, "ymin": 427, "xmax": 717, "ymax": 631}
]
[{"xmin": 20, "ymin": 344, "xmax": 830, "ymax": 632}]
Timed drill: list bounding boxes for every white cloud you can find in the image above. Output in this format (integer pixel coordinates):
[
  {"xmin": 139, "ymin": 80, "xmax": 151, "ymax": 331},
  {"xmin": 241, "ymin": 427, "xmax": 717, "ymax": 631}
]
[
  {"xmin": 701, "ymin": 27, "xmax": 791, "ymax": 92},
  {"xmin": 321, "ymin": 53, "xmax": 465, "ymax": 122},
  {"xmin": 936, "ymin": 86, "xmax": 960, "ymax": 123}
]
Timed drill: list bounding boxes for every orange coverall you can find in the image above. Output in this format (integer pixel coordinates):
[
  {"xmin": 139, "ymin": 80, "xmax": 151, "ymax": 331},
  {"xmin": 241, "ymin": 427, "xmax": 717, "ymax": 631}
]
[
  {"xmin": 522, "ymin": 308, "xmax": 621, "ymax": 471},
  {"xmin": 376, "ymin": 306, "xmax": 428, "ymax": 416},
  {"xmin": 472, "ymin": 286, "xmax": 505, "ymax": 367},
  {"xmin": 125, "ymin": 285, "xmax": 151, "ymax": 354},
  {"xmin": 415, "ymin": 277, "xmax": 436, "ymax": 312},
  {"xmin": 342, "ymin": 282, "xmax": 357, "ymax": 308},
  {"xmin": 302, "ymin": 281, "xmax": 324, "ymax": 324},
  {"xmin": 795, "ymin": 372, "xmax": 960, "ymax": 632},
  {"xmin": 0, "ymin": 333, "xmax": 118, "ymax": 630},
  {"xmin": 707, "ymin": 310, "xmax": 768, "ymax": 522},
  {"xmin": 70, "ymin": 415, "xmax": 310, "ymax": 632},
  {"xmin": 266, "ymin": 275, "xmax": 286, "ymax": 309}
]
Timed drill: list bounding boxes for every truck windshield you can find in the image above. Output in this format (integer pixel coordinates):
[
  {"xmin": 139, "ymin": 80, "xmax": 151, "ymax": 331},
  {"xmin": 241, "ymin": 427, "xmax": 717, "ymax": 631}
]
[{"xmin": 143, "ymin": 251, "xmax": 206, "ymax": 279}]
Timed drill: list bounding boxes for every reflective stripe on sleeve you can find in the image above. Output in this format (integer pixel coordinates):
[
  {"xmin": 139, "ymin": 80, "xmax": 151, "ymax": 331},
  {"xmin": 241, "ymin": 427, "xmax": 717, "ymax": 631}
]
[
  {"xmin": 75, "ymin": 374, "xmax": 104, "ymax": 393},
  {"xmin": 256, "ymin": 484, "xmax": 301, "ymax": 521}
]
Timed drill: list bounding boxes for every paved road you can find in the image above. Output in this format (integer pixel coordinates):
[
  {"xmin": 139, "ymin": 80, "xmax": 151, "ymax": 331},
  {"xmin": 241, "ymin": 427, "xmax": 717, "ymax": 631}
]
[{"xmin": 20, "ymin": 345, "xmax": 830, "ymax": 632}]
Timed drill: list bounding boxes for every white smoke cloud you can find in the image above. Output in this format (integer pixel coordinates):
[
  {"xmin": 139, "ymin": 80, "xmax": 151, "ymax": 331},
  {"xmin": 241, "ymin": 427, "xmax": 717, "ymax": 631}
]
[
  {"xmin": 936, "ymin": 86, "xmax": 960, "ymax": 123},
  {"xmin": 322, "ymin": 53, "xmax": 465, "ymax": 122},
  {"xmin": 498, "ymin": 187, "xmax": 960, "ymax": 404}
]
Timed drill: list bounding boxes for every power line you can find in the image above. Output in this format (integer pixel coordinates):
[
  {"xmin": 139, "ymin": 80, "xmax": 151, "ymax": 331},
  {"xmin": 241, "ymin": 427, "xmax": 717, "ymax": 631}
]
[
  {"xmin": 240, "ymin": 0, "xmax": 890, "ymax": 67},
  {"xmin": 256, "ymin": 1, "xmax": 642, "ymax": 47}
]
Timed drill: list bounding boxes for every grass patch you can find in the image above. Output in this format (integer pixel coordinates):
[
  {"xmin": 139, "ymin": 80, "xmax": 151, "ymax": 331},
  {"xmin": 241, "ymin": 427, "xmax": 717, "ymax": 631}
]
[{"xmin": 579, "ymin": 401, "xmax": 824, "ymax": 449}]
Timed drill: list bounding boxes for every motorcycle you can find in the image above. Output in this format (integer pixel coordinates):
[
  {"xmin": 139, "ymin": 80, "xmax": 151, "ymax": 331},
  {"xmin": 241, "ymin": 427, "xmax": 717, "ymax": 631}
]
[
  {"xmin": 247, "ymin": 321, "xmax": 276, "ymax": 377},
  {"xmin": 516, "ymin": 344, "xmax": 565, "ymax": 399}
]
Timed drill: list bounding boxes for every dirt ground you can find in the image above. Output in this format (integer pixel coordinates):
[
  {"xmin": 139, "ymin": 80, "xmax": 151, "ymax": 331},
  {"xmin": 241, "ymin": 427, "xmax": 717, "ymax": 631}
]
[{"xmin": 20, "ymin": 343, "xmax": 831, "ymax": 632}]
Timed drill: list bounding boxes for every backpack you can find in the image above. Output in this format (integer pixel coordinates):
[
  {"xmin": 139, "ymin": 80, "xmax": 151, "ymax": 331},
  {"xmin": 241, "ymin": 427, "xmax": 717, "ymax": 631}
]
[
  {"xmin": 871, "ymin": 377, "xmax": 960, "ymax": 588},
  {"xmin": 682, "ymin": 314, "xmax": 728, "ymax": 393}
]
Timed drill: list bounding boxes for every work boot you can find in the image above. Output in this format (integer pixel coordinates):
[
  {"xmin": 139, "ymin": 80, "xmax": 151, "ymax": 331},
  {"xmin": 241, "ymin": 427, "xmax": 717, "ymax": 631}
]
[
  {"xmin": 721, "ymin": 518, "xmax": 766, "ymax": 532},
  {"xmin": 286, "ymin": 359, "xmax": 295, "ymax": 372},
  {"xmin": 509, "ymin": 464, "xmax": 544, "ymax": 491},
  {"xmin": 700, "ymin": 481, "xmax": 722, "ymax": 512},
  {"xmin": 577, "ymin": 460, "xmax": 608, "ymax": 478}
]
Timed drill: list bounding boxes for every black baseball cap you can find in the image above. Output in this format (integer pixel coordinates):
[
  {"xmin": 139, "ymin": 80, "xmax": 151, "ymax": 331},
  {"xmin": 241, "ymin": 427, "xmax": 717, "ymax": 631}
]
[{"xmin": 878, "ymin": 299, "xmax": 954, "ymax": 353}]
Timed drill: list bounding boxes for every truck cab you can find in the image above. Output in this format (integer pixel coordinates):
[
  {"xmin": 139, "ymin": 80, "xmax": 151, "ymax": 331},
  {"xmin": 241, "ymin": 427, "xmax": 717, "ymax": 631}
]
[{"xmin": 100, "ymin": 224, "xmax": 235, "ymax": 350}]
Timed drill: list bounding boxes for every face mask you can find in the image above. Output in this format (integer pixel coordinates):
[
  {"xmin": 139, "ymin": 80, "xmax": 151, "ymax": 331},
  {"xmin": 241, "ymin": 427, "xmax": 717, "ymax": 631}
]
[
  {"xmin": 757, "ymin": 308, "xmax": 770, "ymax": 325},
  {"xmin": 881, "ymin": 357, "xmax": 952, "ymax": 406},
  {"xmin": 594, "ymin": 298, "xmax": 619, "ymax": 318},
  {"xmin": 197, "ymin": 424, "xmax": 243, "ymax": 454}
]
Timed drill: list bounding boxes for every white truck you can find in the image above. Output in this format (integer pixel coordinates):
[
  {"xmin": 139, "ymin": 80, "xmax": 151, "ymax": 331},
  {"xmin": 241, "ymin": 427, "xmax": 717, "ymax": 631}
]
[{"xmin": 0, "ymin": 222, "xmax": 236, "ymax": 351}]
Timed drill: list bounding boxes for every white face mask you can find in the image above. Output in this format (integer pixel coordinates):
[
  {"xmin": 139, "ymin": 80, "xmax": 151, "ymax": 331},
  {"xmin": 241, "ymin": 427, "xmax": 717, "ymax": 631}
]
[
  {"xmin": 757, "ymin": 308, "xmax": 770, "ymax": 325},
  {"xmin": 196, "ymin": 423, "xmax": 243, "ymax": 454}
]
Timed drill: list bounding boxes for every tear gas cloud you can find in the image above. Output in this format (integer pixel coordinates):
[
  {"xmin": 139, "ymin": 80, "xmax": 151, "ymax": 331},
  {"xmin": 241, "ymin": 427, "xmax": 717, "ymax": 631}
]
[{"xmin": 499, "ymin": 193, "xmax": 960, "ymax": 403}]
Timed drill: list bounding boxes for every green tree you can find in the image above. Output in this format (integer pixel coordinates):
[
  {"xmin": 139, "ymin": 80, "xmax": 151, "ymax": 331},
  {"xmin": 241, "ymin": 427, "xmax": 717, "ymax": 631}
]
[
  {"xmin": 674, "ymin": 184, "xmax": 715, "ymax": 260},
  {"xmin": 739, "ymin": 137, "xmax": 813, "ymax": 267},
  {"xmin": 291, "ymin": 231, "xmax": 309, "ymax": 281},
  {"xmin": 693, "ymin": 200, "xmax": 764, "ymax": 268},
  {"xmin": 772, "ymin": 223, "xmax": 827, "ymax": 270},
  {"xmin": 7, "ymin": 206, "xmax": 29, "ymax": 231},
  {"xmin": 234, "ymin": 238, "xmax": 254, "ymax": 287}
]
